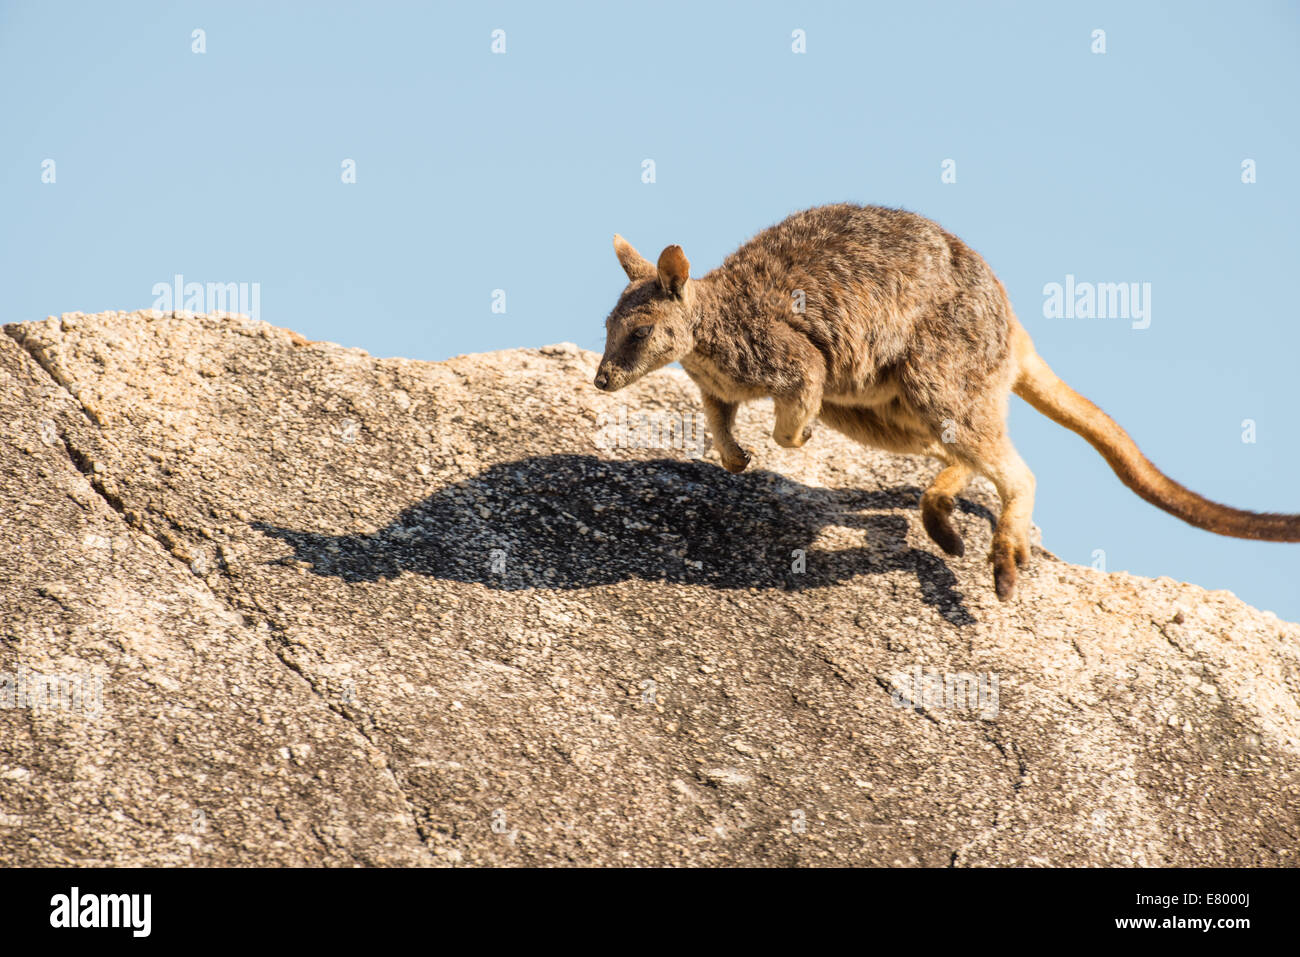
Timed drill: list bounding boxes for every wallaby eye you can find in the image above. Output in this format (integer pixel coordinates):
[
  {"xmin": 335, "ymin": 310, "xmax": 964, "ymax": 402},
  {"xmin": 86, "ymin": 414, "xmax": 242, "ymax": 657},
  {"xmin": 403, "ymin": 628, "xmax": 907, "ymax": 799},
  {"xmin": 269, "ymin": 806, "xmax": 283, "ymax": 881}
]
[{"xmin": 633, "ymin": 325, "xmax": 653, "ymax": 340}]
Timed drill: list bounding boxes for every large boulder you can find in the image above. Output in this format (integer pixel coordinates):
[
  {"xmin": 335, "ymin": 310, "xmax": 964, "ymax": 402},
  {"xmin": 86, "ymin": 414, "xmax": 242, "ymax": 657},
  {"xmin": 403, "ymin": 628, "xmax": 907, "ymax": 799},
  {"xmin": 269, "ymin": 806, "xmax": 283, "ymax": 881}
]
[{"xmin": 2, "ymin": 310, "xmax": 1296, "ymax": 865}]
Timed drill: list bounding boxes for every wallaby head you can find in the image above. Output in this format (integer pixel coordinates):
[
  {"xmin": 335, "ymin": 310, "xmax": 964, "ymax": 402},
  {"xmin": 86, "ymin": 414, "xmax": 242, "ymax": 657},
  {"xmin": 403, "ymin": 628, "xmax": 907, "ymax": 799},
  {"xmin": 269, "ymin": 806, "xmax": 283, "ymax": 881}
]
[{"xmin": 594, "ymin": 235, "xmax": 696, "ymax": 392}]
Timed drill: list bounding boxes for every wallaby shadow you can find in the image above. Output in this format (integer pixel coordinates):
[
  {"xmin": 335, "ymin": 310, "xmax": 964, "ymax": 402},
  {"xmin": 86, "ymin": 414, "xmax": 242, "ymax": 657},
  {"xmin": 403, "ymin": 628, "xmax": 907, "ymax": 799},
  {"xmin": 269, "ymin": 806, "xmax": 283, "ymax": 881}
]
[{"xmin": 255, "ymin": 454, "xmax": 995, "ymax": 627}]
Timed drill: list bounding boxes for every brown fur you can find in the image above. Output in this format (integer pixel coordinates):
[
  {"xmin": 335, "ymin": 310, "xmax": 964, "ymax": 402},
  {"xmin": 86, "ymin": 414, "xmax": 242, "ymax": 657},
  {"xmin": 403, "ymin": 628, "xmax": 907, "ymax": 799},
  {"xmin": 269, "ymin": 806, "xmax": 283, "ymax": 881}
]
[{"xmin": 595, "ymin": 204, "xmax": 1300, "ymax": 600}]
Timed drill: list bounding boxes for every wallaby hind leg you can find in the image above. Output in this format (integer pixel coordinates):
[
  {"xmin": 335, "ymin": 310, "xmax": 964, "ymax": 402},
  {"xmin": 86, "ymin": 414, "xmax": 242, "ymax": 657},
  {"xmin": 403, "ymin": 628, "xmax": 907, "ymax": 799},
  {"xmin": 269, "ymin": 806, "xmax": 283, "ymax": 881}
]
[
  {"xmin": 921, "ymin": 462, "xmax": 972, "ymax": 557},
  {"xmin": 972, "ymin": 436, "xmax": 1036, "ymax": 601}
]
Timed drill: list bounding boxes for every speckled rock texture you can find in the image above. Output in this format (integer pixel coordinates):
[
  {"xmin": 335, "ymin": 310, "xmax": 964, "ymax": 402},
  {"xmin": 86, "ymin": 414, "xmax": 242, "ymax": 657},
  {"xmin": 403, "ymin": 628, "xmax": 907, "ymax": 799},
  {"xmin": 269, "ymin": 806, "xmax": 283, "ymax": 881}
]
[{"xmin": 2, "ymin": 310, "xmax": 1297, "ymax": 866}]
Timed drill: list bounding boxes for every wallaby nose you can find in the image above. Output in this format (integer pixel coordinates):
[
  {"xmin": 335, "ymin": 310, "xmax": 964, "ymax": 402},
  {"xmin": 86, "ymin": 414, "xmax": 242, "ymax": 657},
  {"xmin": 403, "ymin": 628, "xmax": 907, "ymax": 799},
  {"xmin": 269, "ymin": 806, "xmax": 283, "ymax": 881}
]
[{"xmin": 594, "ymin": 371, "xmax": 609, "ymax": 390}]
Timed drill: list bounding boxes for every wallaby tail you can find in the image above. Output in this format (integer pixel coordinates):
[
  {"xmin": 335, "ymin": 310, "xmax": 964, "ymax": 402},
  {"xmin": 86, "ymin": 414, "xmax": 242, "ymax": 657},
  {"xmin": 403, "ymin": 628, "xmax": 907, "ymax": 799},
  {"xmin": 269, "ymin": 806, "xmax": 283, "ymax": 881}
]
[{"xmin": 1011, "ymin": 330, "xmax": 1300, "ymax": 542}]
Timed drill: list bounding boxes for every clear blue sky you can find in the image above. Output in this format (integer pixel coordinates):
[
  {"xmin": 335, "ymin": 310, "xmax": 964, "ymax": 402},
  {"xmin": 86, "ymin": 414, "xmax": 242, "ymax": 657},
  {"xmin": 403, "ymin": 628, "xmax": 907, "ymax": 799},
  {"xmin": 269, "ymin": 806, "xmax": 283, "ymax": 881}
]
[{"xmin": 3, "ymin": 1, "xmax": 1298, "ymax": 620}]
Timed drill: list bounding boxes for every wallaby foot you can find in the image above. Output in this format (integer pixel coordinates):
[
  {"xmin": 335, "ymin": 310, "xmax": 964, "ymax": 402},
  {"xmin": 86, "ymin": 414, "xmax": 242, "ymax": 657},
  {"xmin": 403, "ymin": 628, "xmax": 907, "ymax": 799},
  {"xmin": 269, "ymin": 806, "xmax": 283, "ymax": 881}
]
[
  {"xmin": 719, "ymin": 445, "xmax": 752, "ymax": 473},
  {"xmin": 920, "ymin": 463, "xmax": 972, "ymax": 557},
  {"xmin": 977, "ymin": 439, "xmax": 1036, "ymax": 601},
  {"xmin": 990, "ymin": 534, "xmax": 1032, "ymax": 600}
]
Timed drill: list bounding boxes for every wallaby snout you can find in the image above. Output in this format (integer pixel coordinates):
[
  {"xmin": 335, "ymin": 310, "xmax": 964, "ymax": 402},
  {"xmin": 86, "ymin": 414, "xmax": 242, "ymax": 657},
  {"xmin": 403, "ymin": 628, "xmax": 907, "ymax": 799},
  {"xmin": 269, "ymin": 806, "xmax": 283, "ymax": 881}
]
[{"xmin": 594, "ymin": 360, "xmax": 630, "ymax": 392}]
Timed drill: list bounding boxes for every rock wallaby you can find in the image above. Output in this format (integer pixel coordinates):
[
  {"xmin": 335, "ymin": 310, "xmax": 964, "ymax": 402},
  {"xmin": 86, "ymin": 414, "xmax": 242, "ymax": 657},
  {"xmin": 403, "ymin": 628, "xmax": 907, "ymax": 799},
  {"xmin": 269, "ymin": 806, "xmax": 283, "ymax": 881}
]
[{"xmin": 594, "ymin": 203, "xmax": 1300, "ymax": 600}]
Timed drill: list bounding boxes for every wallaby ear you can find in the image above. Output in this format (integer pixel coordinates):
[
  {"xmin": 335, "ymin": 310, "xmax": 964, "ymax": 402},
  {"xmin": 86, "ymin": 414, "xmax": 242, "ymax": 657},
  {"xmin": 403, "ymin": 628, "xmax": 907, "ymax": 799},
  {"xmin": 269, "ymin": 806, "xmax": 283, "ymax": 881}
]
[
  {"xmin": 613, "ymin": 234, "xmax": 655, "ymax": 282},
  {"xmin": 657, "ymin": 245, "xmax": 690, "ymax": 297}
]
